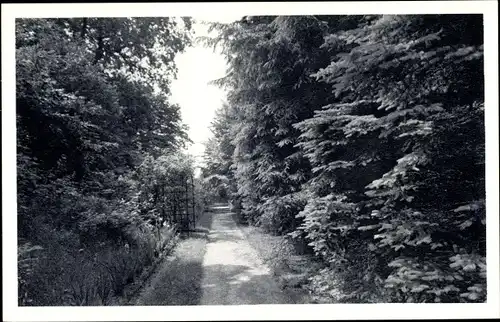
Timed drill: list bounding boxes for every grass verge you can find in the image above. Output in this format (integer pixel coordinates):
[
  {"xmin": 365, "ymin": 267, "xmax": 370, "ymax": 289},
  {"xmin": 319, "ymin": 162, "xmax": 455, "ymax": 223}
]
[
  {"xmin": 231, "ymin": 212, "xmax": 326, "ymax": 304},
  {"xmin": 130, "ymin": 212, "xmax": 213, "ymax": 305}
]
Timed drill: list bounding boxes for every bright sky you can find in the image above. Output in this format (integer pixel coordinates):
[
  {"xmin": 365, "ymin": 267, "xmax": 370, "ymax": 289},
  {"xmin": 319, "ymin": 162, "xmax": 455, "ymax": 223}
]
[{"xmin": 169, "ymin": 17, "xmax": 239, "ymax": 169}]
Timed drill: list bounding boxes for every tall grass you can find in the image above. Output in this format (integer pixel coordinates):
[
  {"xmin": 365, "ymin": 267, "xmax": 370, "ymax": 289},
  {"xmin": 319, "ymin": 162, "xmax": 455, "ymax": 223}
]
[{"xmin": 18, "ymin": 224, "xmax": 176, "ymax": 306}]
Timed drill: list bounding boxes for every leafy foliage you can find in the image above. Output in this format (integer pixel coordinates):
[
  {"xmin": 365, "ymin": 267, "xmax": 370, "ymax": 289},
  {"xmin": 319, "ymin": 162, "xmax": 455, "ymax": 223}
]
[
  {"xmin": 205, "ymin": 14, "xmax": 485, "ymax": 303},
  {"xmin": 16, "ymin": 17, "xmax": 195, "ymax": 305}
]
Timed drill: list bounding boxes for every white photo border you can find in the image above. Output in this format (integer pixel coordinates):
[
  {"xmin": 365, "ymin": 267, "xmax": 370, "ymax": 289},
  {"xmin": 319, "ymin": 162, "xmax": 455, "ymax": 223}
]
[{"xmin": 2, "ymin": 1, "xmax": 499, "ymax": 321}]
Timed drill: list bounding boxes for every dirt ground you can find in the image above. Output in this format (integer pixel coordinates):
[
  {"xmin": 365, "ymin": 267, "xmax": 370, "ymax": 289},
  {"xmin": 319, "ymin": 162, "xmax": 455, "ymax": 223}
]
[
  {"xmin": 200, "ymin": 206, "xmax": 293, "ymax": 305},
  {"xmin": 133, "ymin": 205, "xmax": 297, "ymax": 305}
]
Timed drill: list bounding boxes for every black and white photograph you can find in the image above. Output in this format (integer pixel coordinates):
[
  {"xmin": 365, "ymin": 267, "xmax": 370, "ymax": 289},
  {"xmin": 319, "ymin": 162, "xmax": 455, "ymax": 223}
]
[{"xmin": 2, "ymin": 1, "xmax": 499, "ymax": 321}]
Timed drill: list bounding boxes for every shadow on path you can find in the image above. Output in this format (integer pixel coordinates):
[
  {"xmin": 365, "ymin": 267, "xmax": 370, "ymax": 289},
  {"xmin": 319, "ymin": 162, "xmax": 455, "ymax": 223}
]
[
  {"xmin": 133, "ymin": 211, "xmax": 213, "ymax": 306},
  {"xmin": 200, "ymin": 208, "xmax": 293, "ymax": 305},
  {"xmin": 134, "ymin": 206, "xmax": 293, "ymax": 306},
  {"xmin": 201, "ymin": 263, "xmax": 291, "ymax": 305}
]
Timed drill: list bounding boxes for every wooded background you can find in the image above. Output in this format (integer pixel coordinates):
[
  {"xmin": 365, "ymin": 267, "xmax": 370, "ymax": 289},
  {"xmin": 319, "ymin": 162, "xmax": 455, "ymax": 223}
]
[{"xmin": 16, "ymin": 17, "xmax": 207, "ymax": 305}]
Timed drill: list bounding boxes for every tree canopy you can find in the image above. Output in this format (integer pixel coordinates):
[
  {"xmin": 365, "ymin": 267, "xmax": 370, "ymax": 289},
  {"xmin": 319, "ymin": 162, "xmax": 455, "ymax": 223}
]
[{"xmin": 16, "ymin": 17, "xmax": 198, "ymax": 306}]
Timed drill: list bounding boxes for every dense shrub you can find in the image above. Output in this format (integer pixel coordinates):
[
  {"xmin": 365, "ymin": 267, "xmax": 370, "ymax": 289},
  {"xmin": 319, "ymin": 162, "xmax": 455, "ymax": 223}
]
[{"xmin": 16, "ymin": 17, "xmax": 194, "ymax": 305}]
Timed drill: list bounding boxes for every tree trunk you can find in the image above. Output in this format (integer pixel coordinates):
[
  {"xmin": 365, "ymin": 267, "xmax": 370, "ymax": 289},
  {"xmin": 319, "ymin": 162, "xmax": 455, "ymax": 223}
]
[
  {"xmin": 80, "ymin": 18, "xmax": 87, "ymax": 38},
  {"xmin": 94, "ymin": 25, "xmax": 104, "ymax": 64}
]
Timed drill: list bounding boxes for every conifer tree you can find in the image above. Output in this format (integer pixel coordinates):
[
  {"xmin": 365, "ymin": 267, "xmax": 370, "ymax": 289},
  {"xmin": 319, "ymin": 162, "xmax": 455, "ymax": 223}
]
[
  {"xmin": 295, "ymin": 14, "xmax": 485, "ymax": 302},
  {"xmin": 206, "ymin": 14, "xmax": 485, "ymax": 303}
]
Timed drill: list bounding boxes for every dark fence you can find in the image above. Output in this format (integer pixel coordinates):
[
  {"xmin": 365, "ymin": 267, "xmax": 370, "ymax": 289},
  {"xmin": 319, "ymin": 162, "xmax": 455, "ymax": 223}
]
[{"xmin": 159, "ymin": 174, "xmax": 197, "ymax": 232}]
